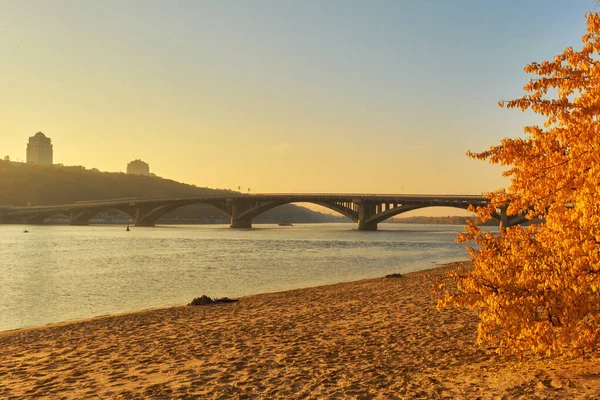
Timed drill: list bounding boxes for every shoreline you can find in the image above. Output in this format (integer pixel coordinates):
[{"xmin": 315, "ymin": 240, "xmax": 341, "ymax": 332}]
[
  {"xmin": 1, "ymin": 261, "xmax": 599, "ymax": 398},
  {"xmin": 0, "ymin": 259, "xmax": 465, "ymax": 335},
  {"xmin": 0, "ymin": 262, "xmax": 451, "ymax": 336}
]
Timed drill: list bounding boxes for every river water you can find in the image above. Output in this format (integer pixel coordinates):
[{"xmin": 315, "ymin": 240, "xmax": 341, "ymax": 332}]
[{"xmin": 0, "ymin": 223, "xmax": 474, "ymax": 332}]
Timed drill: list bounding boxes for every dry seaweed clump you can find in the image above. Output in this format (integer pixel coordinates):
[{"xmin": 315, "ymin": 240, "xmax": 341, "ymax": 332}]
[
  {"xmin": 385, "ymin": 273, "xmax": 403, "ymax": 279},
  {"xmin": 188, "ymin": 295, "xmax": 239, "ymax": 306}
]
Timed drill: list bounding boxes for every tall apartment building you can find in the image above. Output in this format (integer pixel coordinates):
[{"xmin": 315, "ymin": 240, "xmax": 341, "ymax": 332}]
[
  {"xmin": 26, "ymin": 132, "xmax": 53, "ymax": 165},
  {"xmin": 127, "ymin": 159, "xmax": 150, "ymax": 175}
]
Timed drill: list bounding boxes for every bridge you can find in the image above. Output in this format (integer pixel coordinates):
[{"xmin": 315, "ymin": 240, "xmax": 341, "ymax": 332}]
[{"xmin": 0, "ymin": 194, "xmax": 526, "ymax": 231}]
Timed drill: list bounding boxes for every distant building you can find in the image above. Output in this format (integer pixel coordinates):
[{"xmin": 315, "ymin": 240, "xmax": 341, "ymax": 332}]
[
  {"xmin": 127, "ymin": 159, "xmax": 150, "ymax": 175},
  {"xmin": 26, "ymin": 132, "xmax": 53, "ymax": 165}
]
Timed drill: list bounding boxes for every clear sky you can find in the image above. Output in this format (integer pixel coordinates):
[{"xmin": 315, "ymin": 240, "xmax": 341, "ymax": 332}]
[{"xmin": 0, "ymin": 1, "xmax": 596, "ymax": 205}]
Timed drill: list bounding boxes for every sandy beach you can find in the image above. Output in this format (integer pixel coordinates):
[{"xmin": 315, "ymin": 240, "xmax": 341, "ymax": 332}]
[{"xmin": 1, "ymin": 262, "xmax": 599, "ymax": 399}]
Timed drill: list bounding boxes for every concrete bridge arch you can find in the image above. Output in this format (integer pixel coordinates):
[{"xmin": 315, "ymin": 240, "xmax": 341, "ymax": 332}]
[
  {"xmin": 227, "ymin": 199, "xmax": 526, "ymax": 230},
  {"xmin": 227, "ymin": 197, "xmax": 490, "ymax": 231},
  {"xmin": 229, "ymin": 200, "xmax": 360, "ymax": 228}
]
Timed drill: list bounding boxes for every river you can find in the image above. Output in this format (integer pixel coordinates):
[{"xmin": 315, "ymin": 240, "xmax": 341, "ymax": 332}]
[{"xmin": 0, "ymin": 223, "xmax": 476, "ymax": 332}]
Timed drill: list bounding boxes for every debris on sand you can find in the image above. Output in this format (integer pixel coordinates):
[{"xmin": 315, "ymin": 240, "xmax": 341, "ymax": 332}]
[
  {"xmin": 188, "ymin": 295, "xmax": 239, "ymax": 306},
  {"xmin": 385, "ymin": 273, "xmax": 404, "ymax": 279}
]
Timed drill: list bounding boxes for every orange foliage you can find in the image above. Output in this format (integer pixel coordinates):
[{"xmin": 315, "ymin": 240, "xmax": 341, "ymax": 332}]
[{"xmin": 438, "ymin": 13, "xmax": 600, "ymax": 357}]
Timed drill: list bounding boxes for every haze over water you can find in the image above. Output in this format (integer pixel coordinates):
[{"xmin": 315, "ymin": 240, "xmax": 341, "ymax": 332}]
[{"xmin": 0, "ymin": 223, "xmax": 475, "ymax": 332}]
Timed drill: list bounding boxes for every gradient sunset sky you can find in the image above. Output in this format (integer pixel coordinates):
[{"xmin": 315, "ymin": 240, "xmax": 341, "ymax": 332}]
[{"xmin": 0, "ymin": 0, "xmax": 595, "ymax": 197}]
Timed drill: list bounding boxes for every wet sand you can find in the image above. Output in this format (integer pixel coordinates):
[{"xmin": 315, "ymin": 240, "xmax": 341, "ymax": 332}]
[{"xmin": 1, "ymin": 262, "xmax": 599, "ymax": 399}]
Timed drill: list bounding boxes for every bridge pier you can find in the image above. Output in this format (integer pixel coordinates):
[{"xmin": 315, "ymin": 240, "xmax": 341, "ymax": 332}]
[
  {"xmin": 228, "ymin": 200, "xmax": 253, "ymax": 228},
  {"xmin": 357, "ymin": 201, "xmax": 378, "ymax": 231},
  {"xmin": 497, "ymin": 206, "xmax": 529, "ymax": 228},
  {"xmin": 357, "ymin": 220, "xmax": 378, "ymax": 231},
  {"xmin": 230, "ymin": 217, "xmax": 252, "ymax": 229},
  {"xmin": 134, "ymin": 206, "xmax": 157, "ymax": 227},
  {"xmin": 134, "ymin": 208, "xmax": 156, "ymax": 226},
  {"xmin": 499, "ymin": 206, "xmax": 508, "ymax": 229}
]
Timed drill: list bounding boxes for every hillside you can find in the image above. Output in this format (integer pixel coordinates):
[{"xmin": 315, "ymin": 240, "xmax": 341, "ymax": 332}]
[
  {"xmin": 389, "ymin": 215, "xmax": 499, "ymax": 226},
  {"xmin": 0, "ymin": 161, "xmax": 347, "ymax": 223}
]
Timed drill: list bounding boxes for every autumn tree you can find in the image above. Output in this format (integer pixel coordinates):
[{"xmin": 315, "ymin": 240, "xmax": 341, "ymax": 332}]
[{"xmin": 438, "ymin": 12, "xmax": 600, "ymax": 357}]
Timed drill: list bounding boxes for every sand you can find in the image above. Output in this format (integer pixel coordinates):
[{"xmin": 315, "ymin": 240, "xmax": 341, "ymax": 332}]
[{"xmin": 1, "ymin": 262, "xmax": 599, "ymax": 399}]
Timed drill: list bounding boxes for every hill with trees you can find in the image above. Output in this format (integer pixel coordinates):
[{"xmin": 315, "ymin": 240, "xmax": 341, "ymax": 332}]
[
  {"xmin": 389, "ymin": 215, "xmax": 498, "ymax": 226},
  {"xmin": 0, "ymin": 161, "xmax": 347, "ymax": 223}
]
